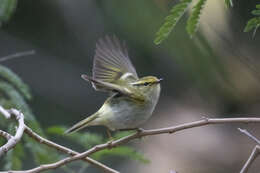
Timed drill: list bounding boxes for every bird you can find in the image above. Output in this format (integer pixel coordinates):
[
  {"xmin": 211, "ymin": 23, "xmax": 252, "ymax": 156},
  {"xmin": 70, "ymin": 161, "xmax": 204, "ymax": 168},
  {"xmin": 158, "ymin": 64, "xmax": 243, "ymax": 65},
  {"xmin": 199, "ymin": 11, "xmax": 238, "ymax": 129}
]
[{"xmin": 65, "ymin": 36, "xmax": 162, "ymax": 134}]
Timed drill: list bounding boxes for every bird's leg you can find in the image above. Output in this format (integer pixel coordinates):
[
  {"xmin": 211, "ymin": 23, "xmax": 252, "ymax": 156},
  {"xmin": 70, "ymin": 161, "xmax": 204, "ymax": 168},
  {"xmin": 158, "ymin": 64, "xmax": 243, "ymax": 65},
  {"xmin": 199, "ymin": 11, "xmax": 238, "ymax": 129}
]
[
  {"xmin": 136, "ymin": 128, "xmax": 144, "ymax": 133},
  {"xmin": 106, "ymin": 127, "xmax": 113, "ymax": 141}
]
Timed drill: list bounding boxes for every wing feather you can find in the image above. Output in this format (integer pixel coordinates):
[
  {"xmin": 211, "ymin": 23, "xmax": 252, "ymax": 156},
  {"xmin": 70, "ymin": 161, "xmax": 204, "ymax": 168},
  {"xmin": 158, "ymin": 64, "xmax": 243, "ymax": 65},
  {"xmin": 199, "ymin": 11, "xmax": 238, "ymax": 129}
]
[{"xmin": 93, "ymin": 36, "xmax": 138, "ymax": 87}]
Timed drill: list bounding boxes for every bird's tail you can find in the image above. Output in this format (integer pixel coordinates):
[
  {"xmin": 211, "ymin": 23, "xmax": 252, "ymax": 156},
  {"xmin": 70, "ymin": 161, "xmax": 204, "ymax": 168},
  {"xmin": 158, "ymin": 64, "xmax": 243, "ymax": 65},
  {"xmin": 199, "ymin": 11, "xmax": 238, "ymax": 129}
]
[{"xmin": 65, "ymin": 113, "xmax": 98, "ymax": 134}]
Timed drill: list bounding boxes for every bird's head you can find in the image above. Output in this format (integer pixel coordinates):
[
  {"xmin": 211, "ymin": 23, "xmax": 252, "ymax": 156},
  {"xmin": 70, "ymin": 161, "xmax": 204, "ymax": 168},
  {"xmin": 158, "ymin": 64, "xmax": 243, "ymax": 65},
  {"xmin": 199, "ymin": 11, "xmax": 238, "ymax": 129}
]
[{"xmin": 131, "ymin": 76, "xmax": 162, "ymax": 98}]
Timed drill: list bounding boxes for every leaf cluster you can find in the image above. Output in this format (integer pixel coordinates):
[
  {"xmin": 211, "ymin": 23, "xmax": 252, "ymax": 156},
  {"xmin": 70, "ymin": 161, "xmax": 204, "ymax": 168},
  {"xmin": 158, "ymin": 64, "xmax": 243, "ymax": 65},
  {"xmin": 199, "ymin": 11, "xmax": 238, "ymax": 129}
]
[
  {"xmin": 0, "ymin": 65, "xmax": 60, "ymax": 170},
  {"xmin": 154, "ymin": 0, "xmax": 258, "ymax": 44},
  {"xmin": 0, "ymin": 0, "xmax": 17, "ymax": 26},
  {"xmin": 244, "ymin": 4, "xmax": 260, "ymax": 37}
]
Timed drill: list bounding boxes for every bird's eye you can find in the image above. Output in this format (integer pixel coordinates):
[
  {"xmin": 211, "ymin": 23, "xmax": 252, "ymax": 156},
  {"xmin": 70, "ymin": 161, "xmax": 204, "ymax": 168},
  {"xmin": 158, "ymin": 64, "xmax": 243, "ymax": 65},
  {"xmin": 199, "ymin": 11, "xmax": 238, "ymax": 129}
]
[{"xmin": 143, "ymin": 82, "xmax": 149, "ymax": 86}]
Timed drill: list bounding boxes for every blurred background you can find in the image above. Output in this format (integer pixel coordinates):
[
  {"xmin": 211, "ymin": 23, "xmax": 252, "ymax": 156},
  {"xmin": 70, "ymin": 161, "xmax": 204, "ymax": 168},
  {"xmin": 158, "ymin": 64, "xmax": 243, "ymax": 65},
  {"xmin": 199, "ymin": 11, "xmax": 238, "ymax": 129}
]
[{"xmin": 0, "ymin": 0, "xmax": 260, "ymax": 172}]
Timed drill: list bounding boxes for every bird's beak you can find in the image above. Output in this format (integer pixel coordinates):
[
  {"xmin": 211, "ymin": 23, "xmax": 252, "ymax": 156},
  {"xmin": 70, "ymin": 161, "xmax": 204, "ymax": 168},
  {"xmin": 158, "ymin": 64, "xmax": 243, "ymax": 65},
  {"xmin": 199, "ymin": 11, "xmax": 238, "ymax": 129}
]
[
  {"xmin": 153, "ymin": 78, "xmax": 163, "ymax": 84},
  {"xmin": 157, "ymin": 78, "xmax": 163, "ymax": 83}
]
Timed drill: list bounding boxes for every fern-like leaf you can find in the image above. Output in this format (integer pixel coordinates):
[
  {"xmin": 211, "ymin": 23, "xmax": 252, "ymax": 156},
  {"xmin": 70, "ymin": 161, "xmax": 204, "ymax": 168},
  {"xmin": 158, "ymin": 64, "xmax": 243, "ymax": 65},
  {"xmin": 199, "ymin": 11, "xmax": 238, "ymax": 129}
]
[
  {"xmin": 154, "ymin": 0, "xmax": 192, "ymax": 44},
  {"xmin": 0, "ymin": 81, "xmax": 43, "ymax": 136},
  {"xmin": 244, "ymin": 4, "xmax": 260, "ymax": 37},
  {"xmin": 47, "ymin": 126, "xmax": 104, "ymax": 148},
  {"xmin": 0, "ymin": 65, "xmax": 32, "ymax": 100},
  {"xmin": 224, "ymin": 0, "xmax": 233, "ymax": 8},
  {"xmin": 92, "ymin": 146, "xmax": 150, "ymax": 164},
  {"xmin": 24, "ymin": 136, "xmax": 61, "ymax": 165},
  {"xmin": 186, "ymin": 0, "xmax": 207, "ymax": 37},
  {"xmin": 0, "ymin": 0, "xmax": 17, "ymax": 25},
  {"xmin": 4, "ymin": 143, "xmax": 24, "ymax": 170}
]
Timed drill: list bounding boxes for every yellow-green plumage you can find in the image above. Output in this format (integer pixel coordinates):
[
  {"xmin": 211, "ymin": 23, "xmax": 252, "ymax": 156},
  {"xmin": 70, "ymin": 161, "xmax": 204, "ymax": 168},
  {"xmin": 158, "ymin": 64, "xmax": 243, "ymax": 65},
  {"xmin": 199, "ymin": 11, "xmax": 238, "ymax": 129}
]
[{"xmin": 65, "ymin": 36, "xmax": 162, "ymax": 134}]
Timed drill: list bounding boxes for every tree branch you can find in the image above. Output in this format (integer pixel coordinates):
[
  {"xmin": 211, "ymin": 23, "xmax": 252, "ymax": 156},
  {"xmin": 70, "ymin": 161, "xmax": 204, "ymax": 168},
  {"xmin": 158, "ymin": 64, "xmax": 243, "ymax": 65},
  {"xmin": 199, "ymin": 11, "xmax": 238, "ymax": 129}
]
[
  {"xmin": 240, "ymin": 145, "xmax": 260, "ymax": 173},
  {"xmin": 0, "ymin": 105, "xmax": 118, "ymax": 173},
  {"xmin": 24, "ymin": 125, "xmax": 119, "ymax": 173},
  {"xmin": 0, "ymin": 108, "xmax": 25, "ymax": 157},
  {"xmin": 238, "ymin": 128, "xmax": 260, "ymax": 173},
  {"xmin": 238, "ymin": 128, "xmax": 260, "ymax": 145},
  {"xmin": 10, "ymin": 117, "xmax": 260, "ymax": 173},
  {"xmin": 0, "ymin": 50, "xmax": 35, "ymax": 62},
  {"xmin": 0, "ymin": 130, "xmax": 12, "ymax": 141}
]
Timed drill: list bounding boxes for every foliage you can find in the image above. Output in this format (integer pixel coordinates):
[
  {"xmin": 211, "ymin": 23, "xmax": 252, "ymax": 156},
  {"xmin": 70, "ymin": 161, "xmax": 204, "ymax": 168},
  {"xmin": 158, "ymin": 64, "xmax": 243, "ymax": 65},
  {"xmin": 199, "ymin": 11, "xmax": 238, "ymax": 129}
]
[
  {"xmin": 186, "ymin": 0, "xmax": 207, "ymax": 37},
  {"xmin": 0, "ymin": 0, "xmax": 17, "ymax": 26},
  {"xmin": 155, "ymin": 1, "xmax": 259, "ymax": 44},
  {"xmin": 154, "ymin": 0, "xmax": 192, "ymax": 44},
  {"xmin": 92, "ymin": 146, "xmax": 150, "ymax": 164},
  {"xmin": 224, "ymin": 0, "xmax": 233, "ymax": 8},
  {"xmin": 244, "ymin": 4, "xmax": 260, "ymax": 37},
  {"xmin": 0, "ymin": 64, "xmax": 59, "ymax": 169}
]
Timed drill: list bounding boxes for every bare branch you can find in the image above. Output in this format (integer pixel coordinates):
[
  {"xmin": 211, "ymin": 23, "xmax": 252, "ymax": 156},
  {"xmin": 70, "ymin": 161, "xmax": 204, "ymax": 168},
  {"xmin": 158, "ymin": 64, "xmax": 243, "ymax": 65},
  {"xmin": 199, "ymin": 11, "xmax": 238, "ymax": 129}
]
[
  {"xmin": 0, "ymin": 106, "xmax": 11, "ymax": 118},
  {"xmin": 0, "ymin": 107, "xmax": 25, "ymax": 157},
  {"xmin": 240, "ymin": 145, "xmax": 260, "ymax": 173},
  {"xmin": 0, "ymin": 50, "xmax": 35, "ymax": 62},
  {"xmin": 238, "ymin": 128, "xmax": 260, "ymax": 145},
  {"xmin": 0, "ymin": 105, "xmax": 118, "ymax": 173},
  {"xmin": 0, "ymin": 130, "xmax": 12, "ymax": 140},
  {"xmin": 10, "ymin": 117, "xmax": 260, "ymax": 173},
  {"xmin": 238, "ymin": 128, "xmax": 260, "ymax": 173},
  {"xmin": 24, "ymin": 125, "xmax": 119, "ymax": 173}
]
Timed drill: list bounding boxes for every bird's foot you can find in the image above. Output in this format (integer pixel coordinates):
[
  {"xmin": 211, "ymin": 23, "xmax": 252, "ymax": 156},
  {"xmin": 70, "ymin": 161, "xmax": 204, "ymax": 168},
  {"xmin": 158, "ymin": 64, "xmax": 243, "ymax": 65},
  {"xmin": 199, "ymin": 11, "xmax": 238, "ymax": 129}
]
[{"xmin": 136, "ymin": 128, "xmax": 144, "ymax": 133}]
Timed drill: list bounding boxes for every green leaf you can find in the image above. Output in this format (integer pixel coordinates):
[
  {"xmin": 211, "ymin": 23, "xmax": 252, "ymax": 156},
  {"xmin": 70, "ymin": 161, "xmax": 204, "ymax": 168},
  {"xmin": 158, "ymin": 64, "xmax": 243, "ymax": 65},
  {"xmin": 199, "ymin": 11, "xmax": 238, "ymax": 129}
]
[
  {"xmin": 154, "ymin": 0, "xmax": 192, "ymax": 44},
  {"xmin": 252, "ymin": 9, "xmax": 260, "ymax": 16},
  {"xmin": 46, "ymin": 126, "xmax": 67, "ymax": 135},
  {"xmin": 244, "ymin": 17, "xmax": 260, "ymax": 32},
  {"xmin": 113, "ymin": 131, "xmax": 133, "ymax": 140},
  {"xmin": 0, "ymin": 0, "xmax": 18, "ymax": 25},
  {"xmin": 0, "ymin": 65, "xmax": 32, "ymax": 100},
  {"xmin": 4, "ymin": 143, "xmax": 25, "ymax": 170},
  {"xmin": 224, "ymin": 0, "xmax": 233, "ymax": 8},
  {"xmin": 186, "ymin": 0, "xmax": 207, "ymax": 37},
  {"xmin": 24, "ymin": 136, "xmax": 61, "ymax": 165},
  {"xmin": 92, "ymin": 146, "xmax": 150, "ymax": 164},
  {"xmin": 244, "ymin": 4, "xmax": 260, "ymax": 37},
  {"xmin": 0, "ymin": 81, "xmax": 44, "ymax": 136}
]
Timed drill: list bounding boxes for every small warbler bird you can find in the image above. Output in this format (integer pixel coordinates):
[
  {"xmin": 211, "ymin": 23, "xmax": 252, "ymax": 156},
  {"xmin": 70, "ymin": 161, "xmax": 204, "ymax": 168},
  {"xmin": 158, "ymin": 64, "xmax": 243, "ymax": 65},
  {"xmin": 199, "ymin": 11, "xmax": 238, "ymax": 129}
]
[{"xmin": 65, "ymin": 36, "xmax": 162, "ymax": 134}]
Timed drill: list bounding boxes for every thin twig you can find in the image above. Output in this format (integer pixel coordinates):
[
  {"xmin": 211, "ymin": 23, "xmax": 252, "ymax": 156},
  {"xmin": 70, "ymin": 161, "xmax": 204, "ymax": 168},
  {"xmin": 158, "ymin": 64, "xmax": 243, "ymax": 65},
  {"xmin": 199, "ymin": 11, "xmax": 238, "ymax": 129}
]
[
  {"xmin": 0, "ymin": 106, "xmax": 11, "ymax": 118},
  {"xmin": 240, "ymin": 145, "xmax": 260, "ymax": 173},
  {"xmin": 238, "ymin": 128, "xmax": 260, "ymax": 145},
  {"xmin": 0, "ymin": 108, "xmax": 25, "ymax": 157},
  {"xmin": 238, "ymin": 128, "xmax": 260, "ymax": 173},
  {"xmin": 0, "ymin": 50, "xmax": 35, "ymax": 62},
  {"xmin": 0, "ymin": 105, "xmax": 118, "ymax": 173},
  {"xmin": 10, "ymin": 117, "xmax": 260, "ymax": 173},
  {"xmin": 0, "ymin": 130, "xmax": 12, "ymax": 140},
  {"xmin": 24, "ymin": 125, "xmax": 119, "ymax": 173}
]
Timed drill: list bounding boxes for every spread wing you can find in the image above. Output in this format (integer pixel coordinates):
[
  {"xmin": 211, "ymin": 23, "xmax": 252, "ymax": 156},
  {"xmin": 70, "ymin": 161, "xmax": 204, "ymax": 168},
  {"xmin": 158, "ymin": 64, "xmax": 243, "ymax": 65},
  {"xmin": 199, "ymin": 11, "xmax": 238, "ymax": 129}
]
[
  {"xmin": 82, "ymin": 36, "xmax": 144, "ymax": 101},
  {"xmin": 81, "ymin": 75, "xmax": 145, "ymax": 102},
  {"xmin": 93, "ymin": 35, "xmax": 138, "ymax": 88}
]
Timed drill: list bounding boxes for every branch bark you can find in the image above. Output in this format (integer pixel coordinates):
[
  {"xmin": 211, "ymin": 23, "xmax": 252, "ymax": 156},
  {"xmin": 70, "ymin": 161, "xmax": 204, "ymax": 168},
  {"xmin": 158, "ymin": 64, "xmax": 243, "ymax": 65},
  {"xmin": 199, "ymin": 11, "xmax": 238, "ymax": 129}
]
[
  {"xmin": 0, "ymin": 50, "xmax": 35, "ymax": 62},
  {"xmin": 240, "ymin": 145, "xmax": 260, "ymax": 173},
  {"xmin": 24, "ymin": 125, "xmax": 119, "ymax": 173},
  {"xmin": 0, "ymin": 130, "xmax": 12, "ymax": 141},
  {"xmin": 9, "ymin": 117, "xmax": 260, "ymax": 173},
  {"xmin": 0, "ymin": 105, "xmax": 118, "ymax": 173},
  {"xmin": 238, "ymin": 128, "xmax": 260, "ymax": 173},
  {"xmin": 0, "ymin": 108, "xmax": 25, "ymax": 157}
]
